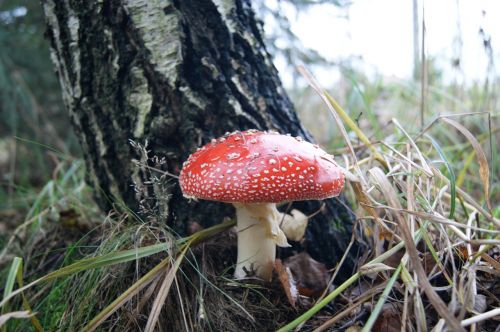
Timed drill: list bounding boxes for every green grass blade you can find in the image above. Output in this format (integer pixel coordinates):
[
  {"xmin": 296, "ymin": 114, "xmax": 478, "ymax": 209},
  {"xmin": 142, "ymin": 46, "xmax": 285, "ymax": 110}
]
[
  {"xmin": 361, "ymin": 264, "xmax": 403, "ymax": 332},
  {"xmin": 14, "ymin": 260, "xmax": 43, "ymax": 332},
  {"xmin": 276, "ymin": 272, "xmax": 360, "ymax": 332},
  {"xmin": 276, "ymin": 221, "xmax": 430, "ymax": 332},
  {"xmin": 425, "ymin": 134, "xmax": 456, "ymax": 219},
  {"xmin": 0, "ymin": 243, "xmax": 168, "ymax": 309},
  {"xmin": 323, "ymin": 91, "xmax": 386, "ymax": 167},
  {"xmin": 347, "ymin": 75, "xmax": 383, "ymax": 140},
  {"xmin": 2, "ymin": 257, "xmax": 23, "ymax": 331},
  {"xmin": 42, "ymin": 242, "xmax": 169, "ymax": 282},
  {"xmin": 2, "ymin": 258, "xmax": 21, "ymax": 308},
  {"xmin": 422, "ymin": 230, "xmax": 452, "ymax": 285},
  {"xmin": 13, "ymin": 136, "xmax": 68, "ymax": 159},
  {"xmin": 1, "ymin": 257, "xmax": 43, "ymax": 331}
]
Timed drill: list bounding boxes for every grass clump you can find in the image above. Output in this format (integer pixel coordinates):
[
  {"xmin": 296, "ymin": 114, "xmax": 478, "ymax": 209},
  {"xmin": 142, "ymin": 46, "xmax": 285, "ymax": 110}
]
[{"xmin": 279, "ymin": 67, "xmax": 499, "ymax": 331}]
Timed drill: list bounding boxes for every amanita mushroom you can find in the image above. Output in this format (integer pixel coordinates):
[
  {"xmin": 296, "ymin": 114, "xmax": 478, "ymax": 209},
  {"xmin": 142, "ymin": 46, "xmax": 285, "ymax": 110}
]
[{"xmin": 179, "ymin": 130, "xmax": 345, "ymax": 280}]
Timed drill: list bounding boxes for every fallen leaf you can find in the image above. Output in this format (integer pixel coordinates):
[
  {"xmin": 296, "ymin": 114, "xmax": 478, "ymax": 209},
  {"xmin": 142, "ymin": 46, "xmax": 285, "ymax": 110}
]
[
  {"xmin": 275, "ymin": 259, "xmax": 298, "ymax": 309},
  {"xmin": 284, "ymin": 252, "xmax": 329, "ymax": 297},
  {"xmin": 372, "ymin": 303, "xmax": 402, "ymax": 332}
]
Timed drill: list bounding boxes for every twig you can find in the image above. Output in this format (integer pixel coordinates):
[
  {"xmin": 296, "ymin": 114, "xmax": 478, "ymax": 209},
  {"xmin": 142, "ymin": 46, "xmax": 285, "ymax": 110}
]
[{"xmin": 460, "ymin": 308, "xmax": 500, "ymax": 327}]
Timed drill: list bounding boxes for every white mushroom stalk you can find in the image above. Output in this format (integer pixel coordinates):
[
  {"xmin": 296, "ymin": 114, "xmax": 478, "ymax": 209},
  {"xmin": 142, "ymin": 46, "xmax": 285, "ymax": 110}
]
[{"xmin": 233, "ymin": 203, "xmax": 289, "ymax": 280}]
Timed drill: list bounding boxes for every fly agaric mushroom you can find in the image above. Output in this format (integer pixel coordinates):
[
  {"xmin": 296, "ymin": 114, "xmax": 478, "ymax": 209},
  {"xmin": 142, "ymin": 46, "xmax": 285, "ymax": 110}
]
[{"xmin": 179, "ymin": 130, "xmax": 345, "ymax": 280}]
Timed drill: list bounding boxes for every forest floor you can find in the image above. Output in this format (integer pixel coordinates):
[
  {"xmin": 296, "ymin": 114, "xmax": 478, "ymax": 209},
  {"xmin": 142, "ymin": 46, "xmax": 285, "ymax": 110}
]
[{"xmin": 1, "ymin": 70, "xmax": 499, "ymax": 331}]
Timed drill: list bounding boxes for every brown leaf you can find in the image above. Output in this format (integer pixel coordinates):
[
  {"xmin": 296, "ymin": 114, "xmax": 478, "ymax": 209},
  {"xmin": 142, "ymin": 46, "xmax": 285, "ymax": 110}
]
[
  {"xmin": 275, "ymin": 259, "xmax": 298, "ymax": 309},
  {"xmin": 384, "ymin": 249, "xmax": 404, "ymax": 269},
  {"xmin": 442, "ymin": 117, "xmax": 491, "ymax": 210},
  {"xmin": 481, "ymin": 252, "xmax": 500, "ymax": 271},
  {"xmin": 284, "ymin": 252, "xmax": 329, "ymax": 297},
  {"xmin": 372, "ymin": 303, "xmax": 402, "ymax": 332}
]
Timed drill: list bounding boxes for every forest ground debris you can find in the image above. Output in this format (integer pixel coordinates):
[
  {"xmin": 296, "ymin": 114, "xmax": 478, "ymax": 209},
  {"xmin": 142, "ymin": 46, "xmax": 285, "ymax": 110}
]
[{"xmin": 1, "ymin": 72, "xmax": 499, "ymax": 331}]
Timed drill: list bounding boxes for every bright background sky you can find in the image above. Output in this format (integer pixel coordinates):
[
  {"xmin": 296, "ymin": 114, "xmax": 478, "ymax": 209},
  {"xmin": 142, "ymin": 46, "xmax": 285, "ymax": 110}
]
[{"xmin": 266, "ymin": 0, "xmax": 500, "ymax": 88}]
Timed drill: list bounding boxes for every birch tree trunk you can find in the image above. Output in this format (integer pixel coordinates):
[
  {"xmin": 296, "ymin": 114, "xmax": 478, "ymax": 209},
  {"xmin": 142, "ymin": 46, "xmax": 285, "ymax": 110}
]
[{"xmin": 42, "ymin": 0, "xmax": 361, "ymax": 276}]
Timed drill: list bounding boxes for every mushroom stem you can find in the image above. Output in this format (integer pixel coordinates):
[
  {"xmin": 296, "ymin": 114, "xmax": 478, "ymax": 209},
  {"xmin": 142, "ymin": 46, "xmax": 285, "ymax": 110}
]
[{"xmin": 233, "ymin": 203, "xmax": 290, "ymax": 280}]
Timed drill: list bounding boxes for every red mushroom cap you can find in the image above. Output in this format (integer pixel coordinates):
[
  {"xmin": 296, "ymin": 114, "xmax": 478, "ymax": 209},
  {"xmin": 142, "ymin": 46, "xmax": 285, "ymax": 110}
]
[{"xmin": 179, "ymin": 130, "xmax": 345, "ymax": 203}]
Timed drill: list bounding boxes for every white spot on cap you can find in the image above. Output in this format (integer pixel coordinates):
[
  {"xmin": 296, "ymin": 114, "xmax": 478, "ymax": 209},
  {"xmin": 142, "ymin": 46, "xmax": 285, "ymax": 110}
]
[{"xmin": 227, "ymin": 152, "xmax": 240, "ymax": 160}]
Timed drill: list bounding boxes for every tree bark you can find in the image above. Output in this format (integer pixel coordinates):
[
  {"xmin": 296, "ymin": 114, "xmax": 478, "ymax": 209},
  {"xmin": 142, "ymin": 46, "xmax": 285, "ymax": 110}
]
[{"xmin": 42, "ymin": 0, "xmax": 361, "ymax": 277}]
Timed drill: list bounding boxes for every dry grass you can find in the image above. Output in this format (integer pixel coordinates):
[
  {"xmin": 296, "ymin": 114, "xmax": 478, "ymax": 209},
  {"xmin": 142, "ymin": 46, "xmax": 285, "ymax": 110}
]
[
  {"xmin": 276, "ymin": 67, "xmax": 499, "ymax": 331},
  {"xmin": 1, "ymin": 66, "xmax": 499, "ymax": 331}
]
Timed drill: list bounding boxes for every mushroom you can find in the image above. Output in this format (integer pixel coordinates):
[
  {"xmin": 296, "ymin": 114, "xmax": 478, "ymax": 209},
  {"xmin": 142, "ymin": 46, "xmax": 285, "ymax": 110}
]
[{"xmin": 179, "ymin": 130, "xmax": 345, "ymax": 280}]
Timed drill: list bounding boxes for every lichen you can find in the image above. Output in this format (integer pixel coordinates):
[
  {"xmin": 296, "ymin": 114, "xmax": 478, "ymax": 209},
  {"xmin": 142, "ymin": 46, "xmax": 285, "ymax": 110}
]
[
  {"xmin": 213, "ymin": 0, "xmax": 258, "ymax": 48},
  {"xmin": 127, "ymin": 66, "xmax": 153, "ymax": 138},
  {"xmin": 123, "ymin": 0, "xmax": 183, "ymax": 87},
  {"xmin": 43, "ymin": 1, "xmax": 73, "ymax": 108},
  {"xmin": 212, "ymin": 0, "xmax": 238, "ymax": 34},
  {"xmin": 227, "ymin": 95, "xmax": 259, "ymax": 126},
  {"xmin": 67, "ymin": 9, "xmax": 81, "ymax": 99},
  {"xmin": 179, "ymin": 85, "xmax": 208, "ymax": 111}
]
